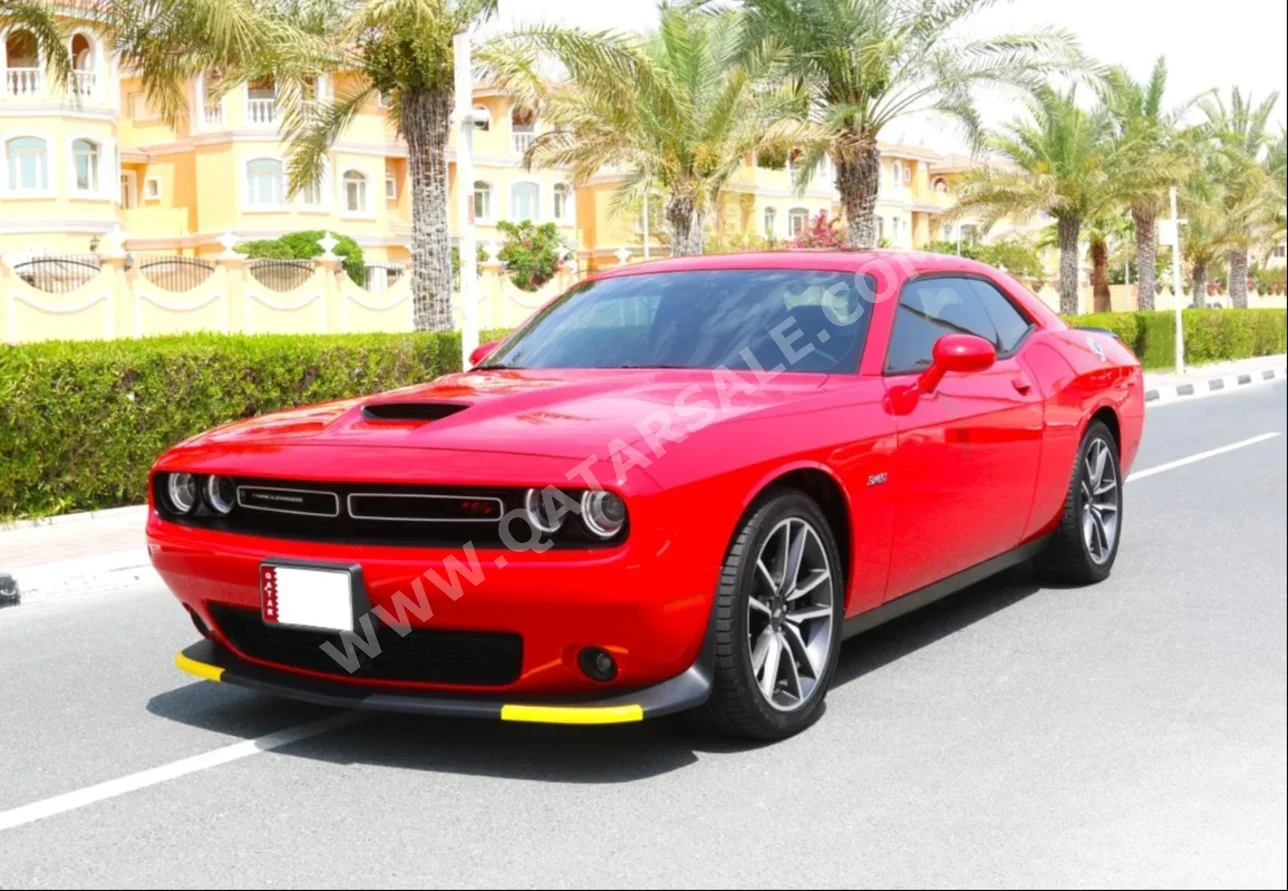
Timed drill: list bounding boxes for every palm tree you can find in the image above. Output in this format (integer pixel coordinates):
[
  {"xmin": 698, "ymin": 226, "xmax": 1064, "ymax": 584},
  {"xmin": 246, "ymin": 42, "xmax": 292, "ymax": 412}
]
[
  {"xmin": 265, "ymin": 0, "xmax": 498, "ymax": 331},
  {"xmin": 733, "ymin": 0, "xmax": 1085, "ymax": 249},
  {"xmin": 1196, "ymin": 89, "xmax": 1281, "ymax": 307},
  {"xmin": 1100, "ymin": 58, "xmax": 1197, "ymax": 310},
  {"xmin": 483, "ymin": 4, "xmax": 786, "ymax": 255},
  {"xmin": 1084, "ymin": 209, "xmax": 1133, "ymax": 312},
  {"xmin": 951, "ymin": 86, "xmax": 1129, "ymax": 314}
]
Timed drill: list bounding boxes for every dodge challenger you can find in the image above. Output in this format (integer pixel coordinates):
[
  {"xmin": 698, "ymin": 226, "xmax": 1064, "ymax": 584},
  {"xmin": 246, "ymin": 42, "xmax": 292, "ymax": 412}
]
[{"xmin": 155, "ymin": 251, "xmax": 1143, "ymax": 740}]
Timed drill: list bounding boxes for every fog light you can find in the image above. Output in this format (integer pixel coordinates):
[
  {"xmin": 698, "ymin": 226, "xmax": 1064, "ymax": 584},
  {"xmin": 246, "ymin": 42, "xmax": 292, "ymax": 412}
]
[
  {"xmin": 166, "ymin": 473, "xmax": 198, "ymax": 514},
  {"xmin": 578, "ymin": 646, "xmax": 618, "ymax": 682},
  {"xmin": 580, "ymin": 490, "xmax": 626, "ymax": 539},
  {"xmin": 205, "ymin": 475, "xmax": 236, "ymax": 515}
]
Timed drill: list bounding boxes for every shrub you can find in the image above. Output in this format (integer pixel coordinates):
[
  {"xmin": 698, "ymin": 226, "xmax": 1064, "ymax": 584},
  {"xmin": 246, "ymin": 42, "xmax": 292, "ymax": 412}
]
[
  {"xmin": 496, "ymin": 221, "xmax": 569, "ymax": 291},
  {"xmin": 0, "ymin": 329, "xmax": 506, "ymax": 519},
  {"xmin": 237, "ymin": 230, "xmax": 366, "ymax": 285},
  {"xmin": 1061, "ymin": 309, "xmax": 1285, "ymax": 370},
  {"xmin": 789, "ymin": 211, "xmax": 847, "ymax": 249}
]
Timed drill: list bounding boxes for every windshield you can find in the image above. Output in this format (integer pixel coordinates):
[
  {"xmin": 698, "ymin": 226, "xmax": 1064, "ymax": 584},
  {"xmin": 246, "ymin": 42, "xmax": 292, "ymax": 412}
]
[{"xmin": 482, "ymin": 269, "xmax": 875, "ymax": 374}]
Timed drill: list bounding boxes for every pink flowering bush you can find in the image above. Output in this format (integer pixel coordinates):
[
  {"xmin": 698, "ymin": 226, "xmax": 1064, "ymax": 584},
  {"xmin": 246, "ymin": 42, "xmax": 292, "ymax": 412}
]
[{"xmin": 789, "ymin": 211, "xmax": 847, "ymax": 249}]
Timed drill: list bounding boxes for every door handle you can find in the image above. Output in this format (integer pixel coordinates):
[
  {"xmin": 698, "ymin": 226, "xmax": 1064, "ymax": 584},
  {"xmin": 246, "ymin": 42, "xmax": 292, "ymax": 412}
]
[{"xmin": 1011, "ymin": 376, "xmax": 1032, "ymax": 394}]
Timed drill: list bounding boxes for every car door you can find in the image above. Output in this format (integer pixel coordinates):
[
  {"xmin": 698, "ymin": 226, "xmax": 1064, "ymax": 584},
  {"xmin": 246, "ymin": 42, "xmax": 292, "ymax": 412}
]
[{"xmin": 882, "ymin": 274, "xmax": 1044, "ymax": 600}]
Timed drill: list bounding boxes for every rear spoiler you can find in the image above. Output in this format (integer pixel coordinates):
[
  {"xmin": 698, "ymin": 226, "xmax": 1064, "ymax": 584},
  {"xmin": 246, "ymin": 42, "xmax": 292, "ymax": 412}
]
[{"xmin": 1072, "ymin": 326, "xmax": 1122, "ymax": 342}]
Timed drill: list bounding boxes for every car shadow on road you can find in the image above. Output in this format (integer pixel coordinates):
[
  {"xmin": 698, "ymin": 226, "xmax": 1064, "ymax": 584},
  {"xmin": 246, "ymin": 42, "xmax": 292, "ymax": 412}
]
[{"xmin": 146, "ymin": 564, "xmax": 1042, "ymax": 784}]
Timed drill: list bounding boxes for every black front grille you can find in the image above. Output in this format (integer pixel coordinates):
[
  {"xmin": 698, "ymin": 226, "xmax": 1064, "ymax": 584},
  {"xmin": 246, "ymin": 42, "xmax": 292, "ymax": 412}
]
[
  {"xmin": 154, "ymin": 475, "xmax": 624, "ymax": 548},
  {"xmin": 208, "ymin": 604, "xmax": 523, "ymax": 686}
]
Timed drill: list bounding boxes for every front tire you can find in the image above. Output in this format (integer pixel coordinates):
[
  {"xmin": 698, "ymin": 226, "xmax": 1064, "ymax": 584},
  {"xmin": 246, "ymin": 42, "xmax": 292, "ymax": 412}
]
[
  {"xmin": 698, "ymin": 488, "xmax": 844, "ymax": 740},
  {"xmin": 1039, "ymin": 420, "xmax": 1123, "ymax": 585}
]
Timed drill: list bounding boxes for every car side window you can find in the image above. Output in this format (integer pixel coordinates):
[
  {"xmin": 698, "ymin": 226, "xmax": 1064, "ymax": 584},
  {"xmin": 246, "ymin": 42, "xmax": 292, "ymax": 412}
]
[
  {"xmin": 969, "ymin": 279, "xmax": 1033, "ymax": 354},
  {"xmin": 885, "ymin": 277, "xmax": 1001, "ymax": 373}
]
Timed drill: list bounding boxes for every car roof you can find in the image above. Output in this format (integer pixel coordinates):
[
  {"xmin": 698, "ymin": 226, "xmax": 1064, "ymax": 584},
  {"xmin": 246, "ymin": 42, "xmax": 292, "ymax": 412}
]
[{"xmin": 591, "ymin": 249, "xmax": 999, "ymax": 279}]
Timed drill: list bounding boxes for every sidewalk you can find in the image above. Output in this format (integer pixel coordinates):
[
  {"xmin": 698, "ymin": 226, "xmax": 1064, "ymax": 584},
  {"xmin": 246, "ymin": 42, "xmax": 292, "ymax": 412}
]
[
  {"xmin": 0, "ymin": 505, "xmax": 151, "ymax": 607},
  {"xmin": 1143, "ymin": 354, "xmax": 1287, "ymax": 404}
]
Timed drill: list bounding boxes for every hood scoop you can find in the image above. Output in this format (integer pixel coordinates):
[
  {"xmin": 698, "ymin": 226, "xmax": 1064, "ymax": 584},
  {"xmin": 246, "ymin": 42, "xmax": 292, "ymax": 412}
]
[{"xmin": 361, "ymin": 401, "xmax": 469, "ymax": 422}]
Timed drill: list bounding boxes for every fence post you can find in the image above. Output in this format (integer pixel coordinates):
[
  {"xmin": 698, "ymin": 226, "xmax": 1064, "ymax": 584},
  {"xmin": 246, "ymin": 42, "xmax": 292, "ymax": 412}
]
[
  {"xmin": 480, "ymin": 241, "xmax": 504, "ymax": 330},
  {"xmin": 0, "ymin": 256, "xmax": 12, "ymax": 345},
  {"xmin": 97, "ymin": 232, "xmax": 130, "ymax": 339},
  {"xmin": 314, "ymin": 232, "xmax": 343, "ymax": 334},
  {"xmin": 216, "ymin": 232, "xmax": 248, "ymax": 334}
]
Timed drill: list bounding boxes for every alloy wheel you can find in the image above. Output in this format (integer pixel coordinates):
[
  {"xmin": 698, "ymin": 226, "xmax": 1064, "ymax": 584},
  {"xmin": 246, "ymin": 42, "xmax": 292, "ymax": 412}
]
[
  {"xmin": 1080, "ymin": 437, "xmax": 1120, "ymax": 565},
  {"xmin": 747, "ymin": 517, "xmax": 835, "ymax": 712}
]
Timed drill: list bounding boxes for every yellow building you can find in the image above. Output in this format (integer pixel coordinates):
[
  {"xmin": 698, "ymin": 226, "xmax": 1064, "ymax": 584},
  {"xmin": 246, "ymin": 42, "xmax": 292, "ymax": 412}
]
[{"xmin": 1, "ymin": 16, "xmax": 1042, "ymax": 283}]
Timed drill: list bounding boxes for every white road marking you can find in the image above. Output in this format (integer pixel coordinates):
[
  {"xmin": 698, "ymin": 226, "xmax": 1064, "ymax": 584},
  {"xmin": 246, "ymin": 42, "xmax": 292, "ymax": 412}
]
[
  {"xmin": 0, "ymin": 711, "xmax": 365, "ymax": 833},
  {"xmin": 1127, "ymin": 432, "xmax": 1282, "ymax": 483}
]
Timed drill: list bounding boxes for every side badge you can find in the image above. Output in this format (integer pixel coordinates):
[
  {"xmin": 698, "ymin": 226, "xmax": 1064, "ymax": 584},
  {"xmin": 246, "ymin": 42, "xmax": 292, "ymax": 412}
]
[
  {"xmin": 1086, "ymin": 333, "xmax": 1107, "ymax": 362},
  {"xmin": 867, "ymin": 472, "xmax": 888, "ymax": 487}
]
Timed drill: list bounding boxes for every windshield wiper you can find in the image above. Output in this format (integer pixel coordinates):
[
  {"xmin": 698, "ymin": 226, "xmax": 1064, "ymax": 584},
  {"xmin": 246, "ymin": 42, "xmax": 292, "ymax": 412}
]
[{"xmin": 606, "ymin": 363, "xmax": 691, "ymax": 369}]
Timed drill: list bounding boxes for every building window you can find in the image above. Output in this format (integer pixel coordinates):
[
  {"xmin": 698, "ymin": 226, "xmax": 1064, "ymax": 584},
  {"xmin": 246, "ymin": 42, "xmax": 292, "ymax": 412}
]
[
  {"xmin": 901, "ymin": 162, "xmax": 912, "ymax": 184},
  {"xmin": 932, "ymin": 176, "xmax": 948, "ymax": 193},
  {"xmin": 246, "ymin": 75, "xmax": 276, "ymax": 125},
  {"xmin": 6, "ymin": 136, "xmax": 49, "ymax": 192},
  {"xmin": 385, "ymin": 173, "xmax": 397, "ymax": 201},
  {"xmin": 511, "ymin": 181, "xmax": 540, "ymax": 221},
  {"xmin": 473, "ymin": 180, "xmax": 492, "ymax": 221},
  {"xmin": 877, "ymin": 216, "xmax": 885, "ymax": 242},
  {"xmin": 144, "ymin": 176, "xmax": 161, "ymax": 200},
  {"xmin": 246, "ymin": 158, "xmax": 283, "ymax": 206},
  {"xmin": 71, "ymin": 138, "xmax": 100, "ymax": 192},
  {"xmin": 299, "ymin": 176, "xmax": 323, "ymax": 208},
  {"xmin": 892, "ymin": 217, "xmax": 903, "ymax": 245},
  {"xmin": 472, "ymin": 104, "xmax": 492, "ymax": 131},
  {"xmin": 343, "ymin": 170, "xmax": 368, "ymax": 213},
  {"xmin": 890, "ymin": 161, "xmax": 903, "ymax": 187},
  {"xmin": 553, "ymin": 183, "xmax": 572, "ymax": 222},
  {"xmin": 763, "ymin": 206, "xmax": 777, "ymax": 237},
  {"xmin": 788, "ymin": 207, "xmax": 810, "ymax": 237},
  {"xmin": 69, "ymin": 32, "xmax": 97, "ymax": 96},
  {"xmin": 4, "ymin": 30, "xmax": 42, "ymax": 96}
]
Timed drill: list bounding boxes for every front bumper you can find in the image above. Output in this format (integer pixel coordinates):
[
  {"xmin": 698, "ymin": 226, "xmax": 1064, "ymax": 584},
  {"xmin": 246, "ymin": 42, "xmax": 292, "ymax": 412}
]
[{"xmin": 175, "ymin": 634, "xmax": 714, "ymax": 725}]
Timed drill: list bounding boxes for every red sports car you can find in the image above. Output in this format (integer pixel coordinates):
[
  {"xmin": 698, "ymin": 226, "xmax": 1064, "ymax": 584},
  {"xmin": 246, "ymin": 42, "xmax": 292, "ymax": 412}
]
[{"xmin": 154, "ymin": 251, "xmax": 1144, "ymax": 740}]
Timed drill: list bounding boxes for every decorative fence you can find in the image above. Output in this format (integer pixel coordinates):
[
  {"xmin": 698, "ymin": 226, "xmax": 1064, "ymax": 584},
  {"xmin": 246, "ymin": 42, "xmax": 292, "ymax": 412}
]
[{"xmin": 0, "ymin": 246, "xmax": 586, "ymax": 345}]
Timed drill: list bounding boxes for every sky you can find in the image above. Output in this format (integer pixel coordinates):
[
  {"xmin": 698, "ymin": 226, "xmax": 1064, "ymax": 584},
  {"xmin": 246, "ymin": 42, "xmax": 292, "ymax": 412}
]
[{"xmin": 488, "ymin": 0, "xmax": 1288, "ymax": 154}]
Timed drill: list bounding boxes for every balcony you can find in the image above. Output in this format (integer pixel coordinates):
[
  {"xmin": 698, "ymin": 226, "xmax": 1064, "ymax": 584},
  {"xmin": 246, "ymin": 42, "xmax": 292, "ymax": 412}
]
[
  {"xmin": 511, "ymin": 130, "xmax": 535, "ymax": 154},
  {"xmin": 247, "ymin": 97, "xmax": 276, "ymax": 126},
  {"xmin": 73, "ymin": 69, "xmax": 97, "ymax": 97},
  {"xmin": 4, "ymin": 67, "xmax": 42, "ymax": 97},
  {"xmin": 203, "ymin": 103, "xmax": 224, "ymax": 127}
]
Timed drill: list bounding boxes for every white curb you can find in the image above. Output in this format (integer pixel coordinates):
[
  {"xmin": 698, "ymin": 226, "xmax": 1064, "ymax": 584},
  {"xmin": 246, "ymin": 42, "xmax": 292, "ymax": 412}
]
[
  {"xmin": 8, "ymin": 549, "xmax": 157, "ymax": 606},
  {"xmin": 1145, "ymin": 364, "xmax": 1287, "ymax": 406}
]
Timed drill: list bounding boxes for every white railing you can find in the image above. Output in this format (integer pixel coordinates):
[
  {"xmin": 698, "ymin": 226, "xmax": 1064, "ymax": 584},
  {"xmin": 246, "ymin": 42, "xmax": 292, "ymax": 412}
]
[
  {"xmin": 204, "ymin": 103, "xmax": 224, "ymax": 127},
  {"xmin": 511, "ymin": 130, "xmax": 535, "ymax": 154},
  {"xmin": 5, "ymin": 68, "xmax": 42, "ymax": 97},
  {"xmin": 247, "ymin": 98, "xmax": 276, "ymax": 125},
  {"xmin": 72, "ymin": 70, "xmax": 96, "ymax": 97}
]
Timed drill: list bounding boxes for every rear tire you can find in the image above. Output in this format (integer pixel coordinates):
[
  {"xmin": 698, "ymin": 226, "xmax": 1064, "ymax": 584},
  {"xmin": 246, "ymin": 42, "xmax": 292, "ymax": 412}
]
[
  {"xmin": 1039, "ymin": 420, "xmax": 1123, "ymax": 585},
  {"xmin": 697, "ymin": 488, "xmax": 844, "ymax": 741}
]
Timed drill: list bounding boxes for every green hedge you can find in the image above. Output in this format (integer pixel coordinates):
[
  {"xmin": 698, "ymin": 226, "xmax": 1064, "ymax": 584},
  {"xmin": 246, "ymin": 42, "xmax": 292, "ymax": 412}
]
[
  {"xmin": 0, "ymin": 329, "xmax": 508, "ymax": 520},
  {"xmin": 1064, "ymin": 309, "xmax": 1286, "ymax": 370}
]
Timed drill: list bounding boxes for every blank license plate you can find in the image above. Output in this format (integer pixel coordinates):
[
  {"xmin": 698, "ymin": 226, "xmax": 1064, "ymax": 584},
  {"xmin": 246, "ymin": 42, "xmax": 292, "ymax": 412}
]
[{"xmin": 260, "ymin": 563, "xmax": 355, "ymax": 633}]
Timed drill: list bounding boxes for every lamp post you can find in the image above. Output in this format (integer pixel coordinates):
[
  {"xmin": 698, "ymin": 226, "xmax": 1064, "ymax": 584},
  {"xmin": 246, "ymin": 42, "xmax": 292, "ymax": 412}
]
[{"xmin": 454, "ymin": 29, "xmax": 479, "ymax": 371}]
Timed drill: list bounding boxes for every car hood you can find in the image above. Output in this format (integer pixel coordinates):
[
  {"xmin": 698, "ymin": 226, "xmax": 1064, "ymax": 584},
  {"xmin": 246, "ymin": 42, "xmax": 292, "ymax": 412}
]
[{"xmin": 185, "ymin": 368, "xmax": 828, "ymax": 460}]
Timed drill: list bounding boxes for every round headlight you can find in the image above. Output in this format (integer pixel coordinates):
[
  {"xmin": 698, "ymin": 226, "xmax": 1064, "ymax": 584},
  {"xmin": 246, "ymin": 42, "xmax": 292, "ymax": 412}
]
[
  {"xmin": 205, "ymin": 475, "xmax": 236, "ymax": 515},
  {"xmin": 524, "ymin": 487, "xmax": 565, "ymax": 534},
  {"xmin": 581, "ymin": 490, "xmax": 626, "ymax": 539},
  {"xmin": 166, "ymin": 473, "xmax": 198, "ymax": 514}
]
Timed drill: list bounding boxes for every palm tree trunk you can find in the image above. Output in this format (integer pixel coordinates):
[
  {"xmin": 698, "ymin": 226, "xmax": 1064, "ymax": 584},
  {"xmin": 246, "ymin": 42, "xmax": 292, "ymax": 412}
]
[
  {"xmin": 1090, "ymin": 238, "xmax": 1111, "ymax": 312},
  {"xmin": 1191, "ymin": 264, "xmax": 1208, "ymax": 307},
  {"xmin": 402, "ymin": 88, "xmax": 454, "ymax": 332},
  {"xmin": 835, "ymin": 139, "xmax": 881, "ymax": 249},
  {"xmin": 666, "ymin": 193, "xmax": 703, "ymax": 256},
  {"xmin": 1132, "ymin": 206, "xmax": 1157, "ymax": 311},
  {"xmin": 1057, "ymin": 217, "xmax": 1081, "ymax": 315},
  {"xmin": 1228, "ymin": 248, "xmax": 1249, "ymax": 308}
]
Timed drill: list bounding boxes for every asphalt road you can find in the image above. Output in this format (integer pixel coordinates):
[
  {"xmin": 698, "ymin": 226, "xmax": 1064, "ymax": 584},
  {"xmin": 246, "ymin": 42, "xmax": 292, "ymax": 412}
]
[{"xmin": 2, "ymin": 383, "xmax": 1285, "ymax": 889}]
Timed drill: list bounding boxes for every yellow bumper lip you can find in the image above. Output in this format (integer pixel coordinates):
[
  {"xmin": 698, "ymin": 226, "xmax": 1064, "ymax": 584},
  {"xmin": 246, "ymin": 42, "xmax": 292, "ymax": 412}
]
[
  {"xmin": 174, "ymin": 650, "xmax": 648, "ymax": 724},
  {"xmin": 499, "ymin": 704, "xmax": 644, "ymax": 725},
  {"xmin": 175, "ymin": 651, "xmax": 225, "ymax": 683}
]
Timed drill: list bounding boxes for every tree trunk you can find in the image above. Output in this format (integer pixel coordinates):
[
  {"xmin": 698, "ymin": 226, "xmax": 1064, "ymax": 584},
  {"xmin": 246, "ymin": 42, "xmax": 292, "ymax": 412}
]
[
  {"xmin": 666, "ymin": 193, "xmax": 703, "ymax": 257},
  {"xmin": 1090, "ymin": 238, "xmax": 1111, "ymax": 312},
  {"xmin": 1132, "ymin": 205, "xmax": 1157, "ymax": 311},
  {"xmin": 1191, "ymin": 263, "xmax": 1208, "ymax": 307},
  {"xmin": 1057, "ymin": 216, "xmax": 1081, "ymax": 315},
  {"xmin": 402, "ymin": 88, "xmax": 455, "ymax": 332},
  {"xmin": 1228, "ymin": 248, "xmax": 1249, "ymax": 308},
  {"xmin": 835, "ymin": 137, "xmax": 881, "ymax": 249}
]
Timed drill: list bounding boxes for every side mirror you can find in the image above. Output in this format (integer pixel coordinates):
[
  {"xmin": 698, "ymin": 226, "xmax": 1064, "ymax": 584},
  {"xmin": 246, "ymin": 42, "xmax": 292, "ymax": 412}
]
[
  {"xmin": 469, "ymin": 340, "xmax": 500, "ymax": 367},
  {"xmin": 917, "ymin": 334, "xmax": 996, "ymax": 394}
]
